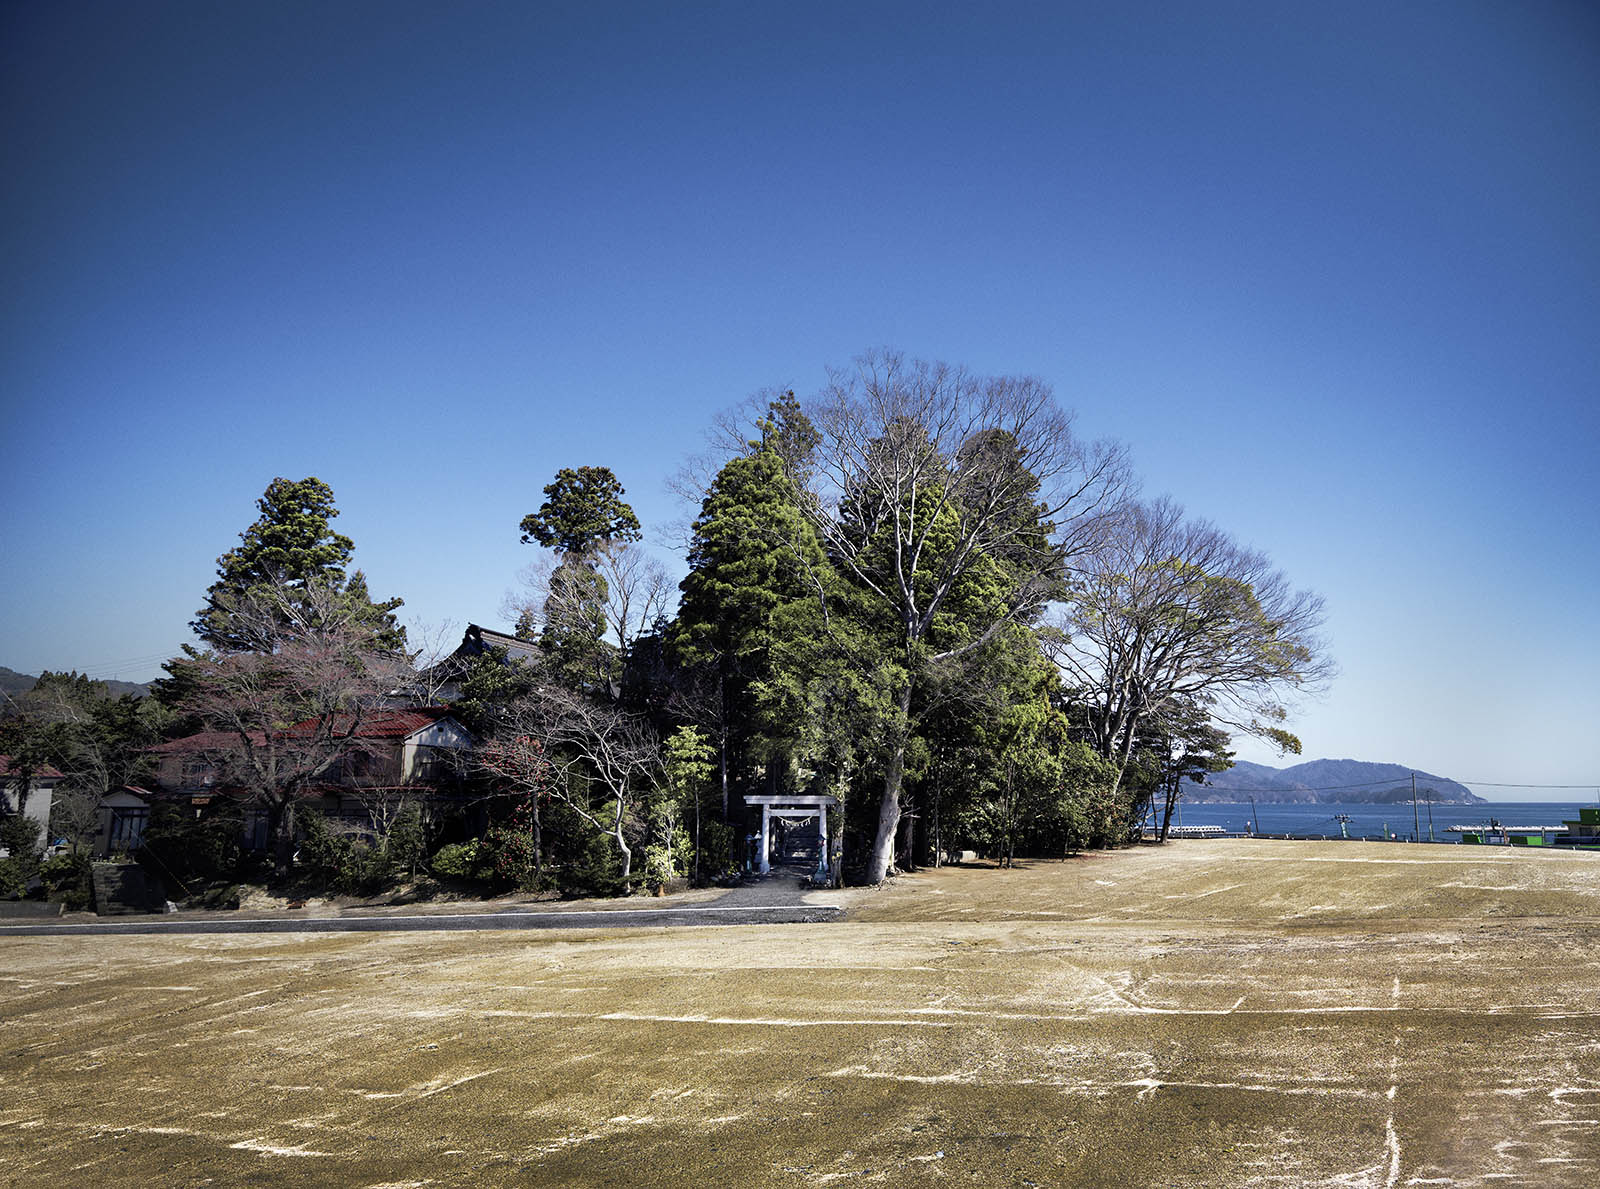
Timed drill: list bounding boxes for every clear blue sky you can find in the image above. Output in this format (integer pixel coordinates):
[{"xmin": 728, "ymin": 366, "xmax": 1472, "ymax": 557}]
[{"xmin": 3, "ymin": 1, "xmax": 1596, "ymax": 798}]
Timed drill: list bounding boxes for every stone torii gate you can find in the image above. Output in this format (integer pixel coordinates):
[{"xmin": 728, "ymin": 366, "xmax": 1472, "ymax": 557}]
[{"xmin": 745, "ymin": 793, "xmax": 839, "ymax": 881}]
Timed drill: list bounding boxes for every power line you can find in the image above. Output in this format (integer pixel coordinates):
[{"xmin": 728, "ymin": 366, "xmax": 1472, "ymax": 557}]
[{"xmin": 1457, "ymin": 780, "xmax": 1600, "ymax": 790}]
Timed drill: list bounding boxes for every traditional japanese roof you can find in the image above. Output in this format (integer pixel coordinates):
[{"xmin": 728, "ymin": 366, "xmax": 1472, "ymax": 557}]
[
  {"xmin": 149, "ymin": 731, "xmax": 266, "ymax": 754},
  {"xmin": 455, "ymin": 623, "xmax": 540, "ymax": 665},
  {"xmin": 0, "ymin": 756, "xmax": 65, "ymax": 780},
  {"xmin": 326, "ymin": 707, "xmax": 457, "ymax": 739}
]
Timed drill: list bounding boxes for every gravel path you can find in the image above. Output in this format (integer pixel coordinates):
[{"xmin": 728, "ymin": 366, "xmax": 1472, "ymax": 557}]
[{"xmin": 0, "ymin": 866, "xmax": 843, "ymax": 936}]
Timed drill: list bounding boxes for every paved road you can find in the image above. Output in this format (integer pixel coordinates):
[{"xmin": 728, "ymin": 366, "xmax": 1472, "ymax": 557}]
[{"xmin": 0, "ymin": 901, "xmax": 841, "ymax": 937}]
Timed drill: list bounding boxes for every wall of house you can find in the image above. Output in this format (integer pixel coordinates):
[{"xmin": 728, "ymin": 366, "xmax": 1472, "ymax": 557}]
[
  {"xmin": 95, "ymin": 790, "xmax": 151, "ymax": 858},
  {"xmin": 401, "ymin": 720, "xmax": 473, "ymax": 781},
  {"xmin": 1, "ymin": 780, "xmax": 57, "ymax": 853}
]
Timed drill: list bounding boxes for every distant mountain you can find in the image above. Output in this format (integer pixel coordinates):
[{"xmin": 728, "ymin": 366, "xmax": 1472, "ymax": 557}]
[
  {"xmin": 1195, "ymin": 758, "xmax": 1484, "ymax": 805},
  {"xmin": 0, "ymin": 666, "xmax": 151, "ymax": 701}
]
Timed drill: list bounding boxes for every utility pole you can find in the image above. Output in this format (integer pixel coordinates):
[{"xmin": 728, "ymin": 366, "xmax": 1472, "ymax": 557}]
[
  {"xmin": 1425, "ymin": 782, "xmax": 1434, "ymax": 841},
  {"xmin": 1412, "ymin": 772, "xmax": 1420, "ymax": 841}
]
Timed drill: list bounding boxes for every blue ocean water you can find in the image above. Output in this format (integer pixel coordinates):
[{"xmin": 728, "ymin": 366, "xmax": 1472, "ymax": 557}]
[{"xmin": 1150, "ymin": 800, "xmax": 1597, "ymax": 842}]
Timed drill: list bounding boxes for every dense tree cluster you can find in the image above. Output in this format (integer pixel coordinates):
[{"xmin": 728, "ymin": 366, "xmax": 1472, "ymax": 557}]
[
  {"xmin": 5, "ymin": 354, "xmax": 1329, "ymax": 904},
  {"xmin": 441, "ymin": 352, "xmax": 1327, "ymax": 892}
]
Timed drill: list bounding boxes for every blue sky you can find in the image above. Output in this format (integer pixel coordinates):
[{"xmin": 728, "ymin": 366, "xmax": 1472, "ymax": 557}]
[{"xmin": 3, "ymin": 1, "xmax": 1596, "ymax": 798}]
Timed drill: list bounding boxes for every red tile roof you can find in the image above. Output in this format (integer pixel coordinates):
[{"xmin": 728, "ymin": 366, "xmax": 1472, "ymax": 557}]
[
  {"xmin": 0, "ymin": 756, "xmax": 65, "ymax": 780},
  {"xmin": 148, "ymin": 731, "xmax": 266, "ymax": 754},
  {"xmin": 330, "ymin": 707, "xmax": 455, "ymax": 739}
]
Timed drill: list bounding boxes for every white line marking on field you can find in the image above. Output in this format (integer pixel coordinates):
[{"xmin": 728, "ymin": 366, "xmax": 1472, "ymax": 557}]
[
  {"xmin": 1384, "ymin": 976, "xmax": 1402, "ymax": 1189},
  {"xmin": 230, "ymin": 1138, "xmax": 331, "ymax": 1157}
]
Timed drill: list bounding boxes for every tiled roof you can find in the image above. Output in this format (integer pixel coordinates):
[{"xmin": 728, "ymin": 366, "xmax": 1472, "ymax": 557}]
[
  {"xmin": 460, "ymin": 623, "xmax": 540, "ymax": 663},
  {"xmin": 321, "ymin": 707, "xmax": 456, "ymax": 739},
  {"xmin": 149, "ymin": 731, "xmax": 265, "ymax": 754},
  {"xmin": 0, "ymin": 756, "xmax": 65, "ymax": 780}
]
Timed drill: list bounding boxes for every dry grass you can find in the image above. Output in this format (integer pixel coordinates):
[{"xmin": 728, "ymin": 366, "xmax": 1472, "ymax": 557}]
[{"xmin": 4, "ymin": 840, "xmax": 1599, "ymax": 1186}]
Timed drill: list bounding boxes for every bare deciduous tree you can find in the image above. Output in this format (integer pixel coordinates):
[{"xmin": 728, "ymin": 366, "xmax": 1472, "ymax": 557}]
[
  {"xmin": 167, "ymin": 579, "xmax": 415, "ymax": 877},
  {"xmin": 403, "ymin": 617, "xmax": 461, "ymax": 705},
  {"xmin": 803, "ymin": 351, "xmax": 1128, "ymax": 883},
  {"xmin": 1046, "ymin": 497, "xmax": 1332, "ymax": 800},
  {"xmin": 505, "ymin": 540, "xmax": 671, "ymax": 690},
  {"xmin": 482, "ymin": 685, "xmax": 661, "ymax": 882}
]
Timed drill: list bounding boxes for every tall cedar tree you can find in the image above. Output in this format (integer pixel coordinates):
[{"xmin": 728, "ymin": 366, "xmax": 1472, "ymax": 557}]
[
  {"xmin": 192, "ymin": 477, "xmax": 405, "ymax": 654},
  {"xmin": 671, "ymin": 440, "xmax": 827, "ymax": 814},
  {"xmin": 519, "ymin": 466, "xmax": 642, "ymax": 555}
]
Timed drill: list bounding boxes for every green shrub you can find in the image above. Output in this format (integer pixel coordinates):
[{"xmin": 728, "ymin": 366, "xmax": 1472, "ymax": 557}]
[
  {"xmin": 694, "ymin": 820, "xmax": 737, "ymax": 881},
  {"xmin": 0, "ymin": 815, "xmax": 43, "ymax": 899},
  {"xmin": 429, "ymin": 840, "xmax": 484, "ymax": 881},
  {"xmin": 39, "ymin": 852, "xmax": 92, "ymax": 910},
  {"xmin": 642, "ymin": 824, "xmax": 692, "ymax": 891},
  {"xmin": 140, "ymin": 802, "xmax": 244, "ymax": 886},
  {"xmin": 480, "ymin": 824, "xmax": 540, "ymax": 891},
  {"xmin": 386, "ymin": 804, "xmax": 428, "ymax": 879},
  {"xmin": 558, "ymin": 831, "xmax": 623, "ymax": 898},
  {"xmin": 295, "ymin": 810, "xmax": 394, "ymax": 896}
]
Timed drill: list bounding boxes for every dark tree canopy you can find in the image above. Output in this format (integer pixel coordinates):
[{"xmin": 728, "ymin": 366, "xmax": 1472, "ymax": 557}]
[{"xmin": 520, "ymin": 466, "xmax": 642, "ymax": 556}]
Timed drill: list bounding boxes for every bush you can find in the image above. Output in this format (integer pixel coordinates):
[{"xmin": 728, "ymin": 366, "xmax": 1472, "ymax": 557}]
[
  {"xmin": 140, "ymin": 802, "xmax": 245, "ymax": 887},
  {"xmin": 694, "ymin": 820, "xmax": 738, "ymax": 881},
  {"xmin": 295, "ymin": 810, "xmax": 393, "ymax": 896},
  {"xmin": 429, "ymin": 840, "xmax": 484, "ymax": 881},
  {"xmin": 0, "ymin": 815, "xmax": 43, "ymax": 899},
  {"xmin": 39, "ymin": 852, "xmax": 92, "ymax": 910},
  {"xmin": 479, "ymin": 824, "xmax": 540, "ymax": 891},
  {"xmin": 558, "ymin": 831, "xmax": 623, "ymax": 898},
  {"xmin": 386, "ymin": 803, "xmax": 428, "ymax": 879},
  {"xmin": 642, "ymin": 824, "xmax": 692, "ymax": 891}
]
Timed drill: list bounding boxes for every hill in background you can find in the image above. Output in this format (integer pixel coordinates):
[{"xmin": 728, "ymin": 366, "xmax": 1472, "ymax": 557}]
[
  {"xmin": 0, "ymin": 666, "xmax": 151, "ymax": 701},
  {"xmin": 1197, "ymin": 758, "xmax": 1484, "ymax": 804}
]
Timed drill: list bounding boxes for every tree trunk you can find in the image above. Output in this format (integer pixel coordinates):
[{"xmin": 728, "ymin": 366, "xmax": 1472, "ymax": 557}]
[
  {"xmin": 269, "ymin": 799, "xmax": 296, "ymax": 881},
  {"xmin": 898, "ymin": 810, "xmax": 915, "ymax": 872},
  {"xmin": 719, "ymin": 738, "xmax": 728, "ymax": 823},
  {"xmin": 864, "ymin": 682, "xmax": 914, "ymax": 884},
  {"xmin": 532, "ymin": 795, "xmax": 543, "ymax": 886}
]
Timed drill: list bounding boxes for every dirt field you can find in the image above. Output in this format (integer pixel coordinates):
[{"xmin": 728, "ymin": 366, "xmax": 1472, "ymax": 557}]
[{"xmin": 4, "ymin": 840, "xmax": 1599, "ymax": 1186}]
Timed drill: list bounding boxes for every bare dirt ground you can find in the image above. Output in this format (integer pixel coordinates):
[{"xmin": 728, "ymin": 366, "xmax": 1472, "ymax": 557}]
[{"xmin": 3, "ymin": 840, "xmax": 1598, "ymax": 1187}]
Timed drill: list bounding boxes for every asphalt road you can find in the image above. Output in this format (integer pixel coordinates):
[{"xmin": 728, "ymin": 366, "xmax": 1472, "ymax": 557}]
[{"xmin": 0, "ymin": 902, "xmax": 841, "ymax": 936}]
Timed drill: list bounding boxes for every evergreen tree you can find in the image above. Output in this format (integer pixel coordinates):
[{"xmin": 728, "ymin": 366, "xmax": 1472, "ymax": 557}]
[
  {"xmin": 671, "ymin": 441, "xmax": 828, "ymax": 815},
  {"xmin": 192, "ymin": 477, "xmax": 405, "ymax": 653},
  {"xmin": 519, "ymin": 466, "xmax": 642, "ymax": 556}
]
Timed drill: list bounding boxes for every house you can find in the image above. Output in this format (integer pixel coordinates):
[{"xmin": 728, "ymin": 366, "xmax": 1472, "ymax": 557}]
[
  {"xmin": 148, "ymin": 707, "xmax": 475, "ymax": 848},
  {"xmin": 420, "ymin": 623, "xmax": 540, "ymax": 702},
  {"xmin": 0, "ymin": 756, "xmax": 62, "ymax": 855},
  {"xmin": 96, "ymin": 787, "xmax": 154, "ymax": 856}
]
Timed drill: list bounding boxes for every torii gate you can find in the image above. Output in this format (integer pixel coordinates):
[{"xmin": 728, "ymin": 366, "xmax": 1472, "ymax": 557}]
[{"xmin": 745, "ymin": 793, "xmax": 838, "ymax": 881}]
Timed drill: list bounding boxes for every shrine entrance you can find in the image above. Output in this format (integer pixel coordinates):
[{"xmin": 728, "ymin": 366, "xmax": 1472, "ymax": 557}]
[{"xmin": 744, "ymin": 793, "xmax": 839, "ymax": 882}]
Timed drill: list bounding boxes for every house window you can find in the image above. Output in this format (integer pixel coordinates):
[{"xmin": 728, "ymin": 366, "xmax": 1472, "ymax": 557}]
[
  {"xmin": 108, "ymin": 807, "xmax": 149, "ymax": 852},
  {"xmin": 242, "ymin": 810, "xmax": 270, "ymax": 851},
  {"xmin": 181, "ymin": 757, "xmax": 216, "ymax": 787},
  {"xmin": 411, "ymin": 746, "xmax": 456, "ymax": 781}
]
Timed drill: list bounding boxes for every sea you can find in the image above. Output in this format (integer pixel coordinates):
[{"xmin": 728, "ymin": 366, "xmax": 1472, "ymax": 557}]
[{"xmin": 1149, "ymin": 800, "xmax": 1598, "ymax": 843}]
